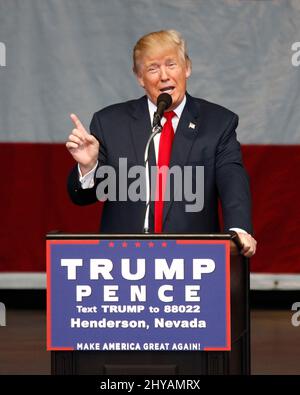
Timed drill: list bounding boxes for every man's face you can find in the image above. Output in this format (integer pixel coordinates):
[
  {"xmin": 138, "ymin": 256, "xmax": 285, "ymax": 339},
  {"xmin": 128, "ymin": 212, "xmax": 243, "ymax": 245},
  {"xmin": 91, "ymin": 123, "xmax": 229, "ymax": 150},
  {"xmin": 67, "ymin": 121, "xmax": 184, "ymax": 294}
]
[{"xmin": 135, "ymin": 47, "xmax": 191, "ymax": 110}]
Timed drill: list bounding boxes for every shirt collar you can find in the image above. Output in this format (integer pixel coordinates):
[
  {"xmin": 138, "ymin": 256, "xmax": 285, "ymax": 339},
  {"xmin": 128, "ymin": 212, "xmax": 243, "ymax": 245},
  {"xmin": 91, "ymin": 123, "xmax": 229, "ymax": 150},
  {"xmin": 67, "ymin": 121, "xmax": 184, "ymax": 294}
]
[{"xmin": 147, "ymin": 95, "xmax": 186, "ymax": 123}]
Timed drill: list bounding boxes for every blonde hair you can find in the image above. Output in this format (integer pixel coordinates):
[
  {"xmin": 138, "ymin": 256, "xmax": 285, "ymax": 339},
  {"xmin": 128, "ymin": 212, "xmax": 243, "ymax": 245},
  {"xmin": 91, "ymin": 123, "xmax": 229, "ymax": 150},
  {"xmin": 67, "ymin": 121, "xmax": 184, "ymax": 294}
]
[{"xmin": 133, "ymin": 30, "xmax": 191, "ymax": 74}]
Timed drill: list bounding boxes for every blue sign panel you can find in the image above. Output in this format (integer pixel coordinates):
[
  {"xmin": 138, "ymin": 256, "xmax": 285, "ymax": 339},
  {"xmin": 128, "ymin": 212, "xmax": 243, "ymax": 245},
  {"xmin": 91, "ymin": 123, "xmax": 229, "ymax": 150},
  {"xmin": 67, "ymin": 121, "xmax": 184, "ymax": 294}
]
[{"xmin": 47, "ymin": 238, "xmax": 231, "ymax": 351}]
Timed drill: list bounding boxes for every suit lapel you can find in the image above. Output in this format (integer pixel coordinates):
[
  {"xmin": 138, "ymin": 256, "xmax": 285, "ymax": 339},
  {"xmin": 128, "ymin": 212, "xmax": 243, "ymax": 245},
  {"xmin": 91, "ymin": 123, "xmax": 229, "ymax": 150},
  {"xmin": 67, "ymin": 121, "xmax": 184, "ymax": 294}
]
[
  {"xmin": 129, "ymin": 96, "xmax": 155, "ymax": 166},
  {"xmin": 129, "ymin": 96, "xmax": 156, "ymax": 220},
  {"xmin": 162, "ymin": 94, "xmax": 201, "ymax": 227}
]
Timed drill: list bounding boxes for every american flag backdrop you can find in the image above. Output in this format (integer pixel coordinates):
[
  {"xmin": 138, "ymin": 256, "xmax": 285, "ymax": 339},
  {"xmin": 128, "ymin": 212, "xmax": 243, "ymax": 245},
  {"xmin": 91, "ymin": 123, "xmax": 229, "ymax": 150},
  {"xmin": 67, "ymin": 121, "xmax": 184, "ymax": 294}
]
[{"xmin": 0, "ymin": 0, "xmax": 299, "ymax": 289}]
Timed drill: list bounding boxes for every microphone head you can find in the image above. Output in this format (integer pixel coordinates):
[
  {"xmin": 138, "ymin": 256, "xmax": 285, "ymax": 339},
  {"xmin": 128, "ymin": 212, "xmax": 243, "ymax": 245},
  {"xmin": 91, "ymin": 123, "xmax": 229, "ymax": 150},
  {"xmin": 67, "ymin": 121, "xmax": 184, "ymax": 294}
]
[
  {"xmin": 156, "ymin": 93, "xmax": 172, "ymax": 110},
  {"xmin": 152, "ymin": 93, "xmax": 173, "ymax": 128}
]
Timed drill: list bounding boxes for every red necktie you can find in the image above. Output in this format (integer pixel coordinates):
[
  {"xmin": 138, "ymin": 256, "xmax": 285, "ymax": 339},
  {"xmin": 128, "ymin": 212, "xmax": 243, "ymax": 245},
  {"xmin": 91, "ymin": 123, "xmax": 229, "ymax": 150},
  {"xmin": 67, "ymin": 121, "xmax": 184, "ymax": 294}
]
[{"xmin": 154, "ymin": 111, "xmax": 176, "ymax": 233}]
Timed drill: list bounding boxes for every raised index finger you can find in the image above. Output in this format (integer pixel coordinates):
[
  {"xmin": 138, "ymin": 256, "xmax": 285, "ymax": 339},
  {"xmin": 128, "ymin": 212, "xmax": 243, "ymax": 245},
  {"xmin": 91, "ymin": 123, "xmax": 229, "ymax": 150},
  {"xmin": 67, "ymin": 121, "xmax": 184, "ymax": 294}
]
[{"xmin": 70, "ymin": 113, "xmax": 86, "ymax": 133}]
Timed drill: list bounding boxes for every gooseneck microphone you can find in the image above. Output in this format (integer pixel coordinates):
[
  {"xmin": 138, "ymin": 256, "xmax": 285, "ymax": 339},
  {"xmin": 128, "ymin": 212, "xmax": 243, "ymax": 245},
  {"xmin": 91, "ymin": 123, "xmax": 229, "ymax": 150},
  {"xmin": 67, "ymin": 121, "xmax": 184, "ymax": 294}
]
[
  {"xmin": 143, "ymin": 93, "xmax": 173, "ymax": 233},
  {"xmin": 152, "ymin": 93, "xmax": 172, "ymax": 127}
]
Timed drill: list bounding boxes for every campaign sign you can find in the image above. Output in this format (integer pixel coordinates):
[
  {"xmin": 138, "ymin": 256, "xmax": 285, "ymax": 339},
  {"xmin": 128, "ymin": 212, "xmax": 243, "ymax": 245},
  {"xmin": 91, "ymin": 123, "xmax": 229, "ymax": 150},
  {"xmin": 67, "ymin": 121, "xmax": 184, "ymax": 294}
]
[{"xmin": 47, "ymin": 238, "xmax": 231, "ymax": 351}]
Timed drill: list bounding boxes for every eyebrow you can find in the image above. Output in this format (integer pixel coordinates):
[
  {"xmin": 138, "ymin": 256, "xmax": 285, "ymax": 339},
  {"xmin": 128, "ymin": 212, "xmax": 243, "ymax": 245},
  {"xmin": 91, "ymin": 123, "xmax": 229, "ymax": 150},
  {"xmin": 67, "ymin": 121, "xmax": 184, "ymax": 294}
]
[
  {"xmin": 146, "ymin": 59, "xmax": 177, "ymax": 66},
  {"xmin": 146, "ymin": 62, "xmax": 159, "ymax": 69}
]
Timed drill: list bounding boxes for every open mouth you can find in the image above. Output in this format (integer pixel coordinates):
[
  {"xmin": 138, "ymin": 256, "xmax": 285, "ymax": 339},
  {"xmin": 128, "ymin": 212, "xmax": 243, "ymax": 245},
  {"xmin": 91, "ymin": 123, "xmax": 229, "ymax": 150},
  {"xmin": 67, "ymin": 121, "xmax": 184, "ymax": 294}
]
[{"xmin": 159, "ymin": 86, "xmax": 175, "ymax": 94}]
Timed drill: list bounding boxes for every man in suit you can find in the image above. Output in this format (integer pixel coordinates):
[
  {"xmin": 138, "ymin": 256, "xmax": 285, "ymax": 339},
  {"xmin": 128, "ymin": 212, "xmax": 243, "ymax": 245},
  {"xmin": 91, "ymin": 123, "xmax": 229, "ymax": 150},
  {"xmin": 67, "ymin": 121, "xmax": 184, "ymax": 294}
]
[{"xmin": 66, "ymin": 30, "xmax": 257, "ymax": 257}]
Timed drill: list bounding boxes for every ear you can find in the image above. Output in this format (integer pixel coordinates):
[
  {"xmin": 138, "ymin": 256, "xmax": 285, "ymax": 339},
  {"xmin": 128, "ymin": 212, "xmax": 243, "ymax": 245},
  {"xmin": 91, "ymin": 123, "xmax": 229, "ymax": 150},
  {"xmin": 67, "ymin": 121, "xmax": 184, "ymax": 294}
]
[
  {"xmin": 136, "ymin": 73, "xmax": 145, "ymax": 88},
  {"xmin": 133, "ymin": 67, "xmax": 145, "ymax": 88},
  {"xmin": 185, "ymin": 60, "xmax": 192, "ymax": 79}
]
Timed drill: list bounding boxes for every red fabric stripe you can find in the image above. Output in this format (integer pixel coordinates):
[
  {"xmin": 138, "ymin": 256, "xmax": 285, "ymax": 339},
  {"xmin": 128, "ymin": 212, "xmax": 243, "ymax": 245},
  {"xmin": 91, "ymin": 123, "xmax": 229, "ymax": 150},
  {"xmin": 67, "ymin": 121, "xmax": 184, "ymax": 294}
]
[{"xmin": 0, "ymin": 143, "xmax": 299, "ymax": 273}]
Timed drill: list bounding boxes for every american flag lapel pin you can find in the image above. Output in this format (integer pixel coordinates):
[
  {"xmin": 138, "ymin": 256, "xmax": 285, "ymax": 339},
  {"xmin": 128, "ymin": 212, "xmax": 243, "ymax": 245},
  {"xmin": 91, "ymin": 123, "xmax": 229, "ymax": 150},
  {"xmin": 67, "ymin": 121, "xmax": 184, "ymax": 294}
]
[{"xmin": 188, "ymin": 122, "xmax": 196, "ymax": 130}]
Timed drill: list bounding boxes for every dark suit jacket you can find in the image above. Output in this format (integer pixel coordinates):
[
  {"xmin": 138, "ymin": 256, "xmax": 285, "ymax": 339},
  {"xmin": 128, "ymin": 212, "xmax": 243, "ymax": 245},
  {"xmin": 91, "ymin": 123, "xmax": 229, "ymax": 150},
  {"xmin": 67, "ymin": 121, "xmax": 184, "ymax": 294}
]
[{"xmin": 68, "ymin": 93, "xmax": 252, "ymax": 234}]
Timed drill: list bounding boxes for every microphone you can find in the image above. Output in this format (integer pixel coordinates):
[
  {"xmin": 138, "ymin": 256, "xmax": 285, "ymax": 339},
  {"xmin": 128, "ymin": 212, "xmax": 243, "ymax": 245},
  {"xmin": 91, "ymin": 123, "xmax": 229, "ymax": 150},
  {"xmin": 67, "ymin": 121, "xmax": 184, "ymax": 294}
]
[
  {"xmin": 152, "ymin": 93, "xmax": 172, "ymax": 127},
  {"xmin": 143, "ymin": 93, "xmax": 172, "ymax": 233}
]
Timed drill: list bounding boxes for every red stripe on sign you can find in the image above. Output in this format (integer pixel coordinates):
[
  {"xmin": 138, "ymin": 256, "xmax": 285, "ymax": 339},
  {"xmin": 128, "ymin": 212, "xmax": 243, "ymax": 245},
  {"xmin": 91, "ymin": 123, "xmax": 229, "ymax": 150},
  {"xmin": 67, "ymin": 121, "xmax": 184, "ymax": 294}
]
[
  {"xmin": 46, "ymin": 240, "xmax": 52, "ymax": 349},
  {"xmin": 0, "ymin": 143, "xmax": 299, "ymax": 274}
]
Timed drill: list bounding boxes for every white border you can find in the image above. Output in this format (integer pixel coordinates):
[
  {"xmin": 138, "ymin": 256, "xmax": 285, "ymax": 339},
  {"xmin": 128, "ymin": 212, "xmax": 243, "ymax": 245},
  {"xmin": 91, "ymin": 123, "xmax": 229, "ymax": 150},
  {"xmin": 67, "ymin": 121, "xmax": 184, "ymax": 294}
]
[{"xmin": 0, "ymin": 272, "xmax": 300, "ymax": 290}]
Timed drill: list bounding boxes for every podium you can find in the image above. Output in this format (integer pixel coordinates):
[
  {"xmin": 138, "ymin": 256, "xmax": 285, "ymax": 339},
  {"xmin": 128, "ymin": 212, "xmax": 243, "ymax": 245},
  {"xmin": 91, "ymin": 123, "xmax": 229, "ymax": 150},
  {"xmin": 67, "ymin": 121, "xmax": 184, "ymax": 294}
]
[{"xmin": 47, "ymin": 233, "xmax": 250, "ymax": 375}]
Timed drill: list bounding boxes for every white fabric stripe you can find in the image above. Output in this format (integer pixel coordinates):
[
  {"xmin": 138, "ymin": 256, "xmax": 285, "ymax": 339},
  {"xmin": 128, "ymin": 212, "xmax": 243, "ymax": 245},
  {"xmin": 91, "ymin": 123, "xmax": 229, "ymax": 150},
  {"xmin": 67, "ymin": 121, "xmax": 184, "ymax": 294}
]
[
  {"xmin": 250, "ymin": 273, "xmax": 300, "ymax": 290},
  {"xmin": 0, "ymin": 273, "xmax": 46, "ymax": 289},
  {"xmin": 0, "ymin": 272, "xmax": 300, "ymax": 290}
]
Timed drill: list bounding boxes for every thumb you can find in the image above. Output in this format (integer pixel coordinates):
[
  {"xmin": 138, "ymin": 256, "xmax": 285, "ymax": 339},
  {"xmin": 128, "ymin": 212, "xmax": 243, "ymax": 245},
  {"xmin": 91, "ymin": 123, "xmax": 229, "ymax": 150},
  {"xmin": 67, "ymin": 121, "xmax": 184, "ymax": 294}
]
[{"xmin": 86, "ymin": 133, "xmax": 99, "ymax": 145}]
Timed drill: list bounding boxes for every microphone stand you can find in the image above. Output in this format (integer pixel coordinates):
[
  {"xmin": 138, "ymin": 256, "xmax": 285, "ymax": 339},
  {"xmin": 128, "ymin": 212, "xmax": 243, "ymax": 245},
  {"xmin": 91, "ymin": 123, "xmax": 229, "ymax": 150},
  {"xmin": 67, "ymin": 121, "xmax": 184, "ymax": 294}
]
[{"xmin": 143, "ymin": 123, "xmax": 162, "ymax": 234}]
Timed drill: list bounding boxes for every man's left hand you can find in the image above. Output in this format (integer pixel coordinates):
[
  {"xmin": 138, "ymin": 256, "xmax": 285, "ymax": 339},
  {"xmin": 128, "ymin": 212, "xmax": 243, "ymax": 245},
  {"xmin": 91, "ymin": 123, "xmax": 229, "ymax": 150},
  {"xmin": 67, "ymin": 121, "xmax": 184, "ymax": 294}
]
[{"xmin": 236, "ymin": 232, "xmax": 257, "ymax": 257}]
